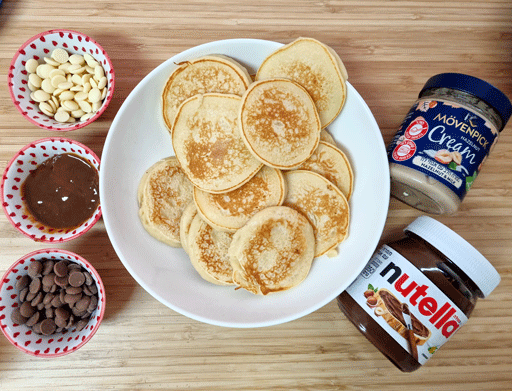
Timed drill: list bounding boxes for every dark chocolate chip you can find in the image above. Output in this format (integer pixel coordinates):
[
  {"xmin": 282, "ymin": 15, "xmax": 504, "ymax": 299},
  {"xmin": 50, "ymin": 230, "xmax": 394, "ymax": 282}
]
[
  {"xmin": 75, "ymin": 296, "xmax": 91, "ymax": 312},
  {"xmin": 10, "ymin": 307, "xmax": 28, "ymax": 325},
  {"xmin": 19, "ymin": 301, "xmax": 36, "ymax": 318},
  {"xmin": 42, "ymin": 260, "xmax": 54, "ymax": 275},
  {"xmin": 54, "ymin": 275, "xmax": 69, "ymax": 288},
  {"xmin": 55, "ymin": 307, "xmax": 70, "ymax": 320},
  {"xmin": 31, "ymin": 291, "xmax": 43, "ymax": 307},
  {"xmin": 42, "ymin": 273, "xmax": 56, "ymax": 287},
  {"xmin": 19, "ymin": 287, "xmax": 29, "ymax": 302},
  {"xmin": 26, "ymin": 311, "xmax": 40, "ymax": 327},
  {"xmin": 28, "ymin": 260, "xmax": 43, "ymax": 278},
  {"xmin": 40, "ymin": 318, "xmax": 56, "ymax": 336},
  {"xmin": 54, "ymin": 260, "xmax": 68, "ymax": 277},
  {"xmin": 15, "ymin": 275, "xmax": 31, "ymax": 291},
  {"xmin": 68, "ymin": 271, "xmax": 85, "ymax": 287},
  {"xmin": 83, "ymin": 271, "xmax": 94, "ymax": 286},
  {"xmin": 64, "ymin": 293, "xmax": 82, "ymax": 306}
]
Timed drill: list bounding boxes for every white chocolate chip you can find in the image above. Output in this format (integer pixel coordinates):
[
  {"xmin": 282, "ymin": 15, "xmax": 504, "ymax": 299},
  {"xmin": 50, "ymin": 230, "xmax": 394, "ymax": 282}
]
[
  {"xmin": 59, "ymin": 90, "xmax": 75, "ymax": 101},
  {"xmin": 54, "ymin": 110, "xmax": 70, "ymax": 122},
  {"xmin": 39, "ymin": 101, "xmax": 54, "ymax": 114},
  {"xmin": 51, "ymin": 74, "xmax": 67, "ymax": 88},
  {"xmin": 97, "ymin": 76, "xmax": 107, "ymax": 90},
  {"xmin": 25, "ymin": 58, "xmax": 39, "ymax": 74},
  {"xmin": 68, "ymin": 54, "xmax": 85, "ymax": 65},
  {"xmin": 79, "ymin": 100, "xmax": 92, "ymax": 113},
  {"xmin": 88, "ymin": 87, "xmax": 102, "ymax": 103},
  {"xmin": 41, "ymin": 78, "xmax": 56, "ymax": 94},
  {"xmin": 24, "ymin": 47, "xmax": 108, "ymax": 123},
  {"xmin": 43, "ymin": 57, "xmax": 60, "ymax": 66},
  {"xmin": 33, "ymin": 89, "xmax": 51, "ymax": 102},
  {"xmin": 28, "ymin": 73, "xmax": 42, "ymax": 88},
  {"xmin": 51, "ymin": 48, "xmax": 69, "ymax": 64}
]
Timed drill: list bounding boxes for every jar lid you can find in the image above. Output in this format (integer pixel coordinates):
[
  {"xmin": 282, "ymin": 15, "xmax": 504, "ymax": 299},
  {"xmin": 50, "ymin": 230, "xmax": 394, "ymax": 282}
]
[
  {"xmin": 404, "ymin": 216, "xmax": 500, "ymax": 298},
  {"xmin": 419, "ymin": 73, "xmax": 512, "ymax": 131}
]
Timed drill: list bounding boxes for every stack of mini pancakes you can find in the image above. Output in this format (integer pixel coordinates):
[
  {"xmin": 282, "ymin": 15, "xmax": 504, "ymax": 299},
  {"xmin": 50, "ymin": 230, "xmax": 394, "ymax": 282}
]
[{"xmin": 138, "ymin": 37, "xmax": 353, "ymax": 295}]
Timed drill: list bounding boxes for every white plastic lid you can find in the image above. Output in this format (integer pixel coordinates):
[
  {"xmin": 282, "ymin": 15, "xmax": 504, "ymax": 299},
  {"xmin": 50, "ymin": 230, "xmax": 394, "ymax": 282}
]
[{"xmin": 404, "ymin": 216, "xmax": 500, "ymax": 297}]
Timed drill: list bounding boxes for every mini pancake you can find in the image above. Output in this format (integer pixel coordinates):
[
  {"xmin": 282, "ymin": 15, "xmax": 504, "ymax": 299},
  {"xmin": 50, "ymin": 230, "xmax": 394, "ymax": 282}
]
[
  {"xmin": 194, "ymin": 166, "xmax": 286, "ymax": 232},
  {"xmin": 228, "ymin": 206, "xmax": 315, "ymax": 295},
  {"xmin": 239, "ymin": 78, "xmax": 321, "ymax": 169},
  {"xmin": 187, "ymin": 214, "xmax": 235, "ymax": 286},
  {"xmin": 179, "ymin": 201, "xmax": 198, "ymax": 254},
  {"xmin": 297, "ymin": 141, "xmax": 354, "ymax": 200},
  {"xmin": 138, "ymin": 156, "xmax": 194, "ymax": 247},
  {"xmin": 172, "ymin": 93, "xmax": 263, "ymax": 193},
  {"xmin": 320, "ymin": 129, "xmax": 336, "ymax": 145},
  {"xmin": 162, "ymin": 55, "xmax": 252, "ymax": 133},
  {"xmin": 256, "ymin": 37, "xmax": 347, "ymax": 128},
  {"xmin": 283, "ymin": 170, "xmax": 349, "ymax": 257}
]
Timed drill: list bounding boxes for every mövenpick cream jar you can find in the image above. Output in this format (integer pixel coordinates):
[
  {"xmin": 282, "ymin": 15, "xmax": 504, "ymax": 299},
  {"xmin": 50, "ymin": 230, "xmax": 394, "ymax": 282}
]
[{"xmin": 387, "ymin": 73, "xmax": 512, "ymax": 214}]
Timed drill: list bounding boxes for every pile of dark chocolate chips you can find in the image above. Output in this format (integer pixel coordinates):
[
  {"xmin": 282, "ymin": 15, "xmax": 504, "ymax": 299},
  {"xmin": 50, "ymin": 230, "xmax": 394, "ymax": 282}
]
[{"xmin": 11, "ymin": 258, "xmax": 99, "ymax": 336}]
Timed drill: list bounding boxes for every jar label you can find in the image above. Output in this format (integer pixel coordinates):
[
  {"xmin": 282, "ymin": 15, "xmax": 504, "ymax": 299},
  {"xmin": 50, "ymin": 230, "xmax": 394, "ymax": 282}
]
[
  {"xmin": 345, "ymin": 245, "xmax": 468, "ymax": 365},
  {"xmin": 387, "ymin": 99, "xmax": 499, "ymax": 200}
]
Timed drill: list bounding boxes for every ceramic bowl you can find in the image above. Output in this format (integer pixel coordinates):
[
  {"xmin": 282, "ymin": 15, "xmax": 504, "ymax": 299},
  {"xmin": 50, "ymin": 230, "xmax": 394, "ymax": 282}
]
[
  {"xmin": 1, "ymin": 137, "xmax": 102, "ymax": 242},
  {"xmin": 7, "ymin": 29, "xmax": 115, "ymax": 131},
  {"xmin": 0, "ymin": 249, "xmax": 106, "ymax": 357}
]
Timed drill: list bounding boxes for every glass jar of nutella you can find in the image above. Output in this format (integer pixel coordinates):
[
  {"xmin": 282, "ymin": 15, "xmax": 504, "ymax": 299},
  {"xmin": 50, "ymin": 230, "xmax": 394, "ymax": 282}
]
[
  {"xmin": 388, "ymin": 73, "xmax": 512, "ymax": 214},
  {"xmin": 337, "ymin": 216, "xmax": 500, "ymax": 372}
]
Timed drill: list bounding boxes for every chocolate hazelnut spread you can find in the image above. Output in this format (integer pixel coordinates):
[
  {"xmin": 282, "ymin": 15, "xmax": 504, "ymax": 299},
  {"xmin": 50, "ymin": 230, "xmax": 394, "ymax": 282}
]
[
  {"xmin": 22, "ymin": 153, "xmax": 99, "ymax": 229},
  {"xmin": 338, "ymin": 216, "xmax": 500, "ymax": 372}
]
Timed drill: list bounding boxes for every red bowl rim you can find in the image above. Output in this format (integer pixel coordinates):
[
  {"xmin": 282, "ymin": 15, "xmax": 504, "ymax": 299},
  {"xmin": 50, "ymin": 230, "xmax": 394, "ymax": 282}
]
[{"xmin": 7, "ymin": 29, "xmax": 116, "ymax": 131}]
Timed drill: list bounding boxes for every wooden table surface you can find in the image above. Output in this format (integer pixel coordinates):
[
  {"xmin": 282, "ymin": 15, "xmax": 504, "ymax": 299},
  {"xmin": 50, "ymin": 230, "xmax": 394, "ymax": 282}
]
[{"xmin": 1, "ymin": 1, "xmax": 511, "ymax": 389}]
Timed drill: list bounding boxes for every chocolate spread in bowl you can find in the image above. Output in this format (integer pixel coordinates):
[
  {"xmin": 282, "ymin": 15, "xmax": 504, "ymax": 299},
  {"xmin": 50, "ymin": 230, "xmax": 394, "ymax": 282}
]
[{"xmin": 22, "ymin": 153, "xmax": 99, "ymax": 229}]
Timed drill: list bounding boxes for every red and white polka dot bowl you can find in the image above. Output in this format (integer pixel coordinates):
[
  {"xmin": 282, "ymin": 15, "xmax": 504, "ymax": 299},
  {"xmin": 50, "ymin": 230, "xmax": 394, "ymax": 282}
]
[
  {"xmin": 0, "ymin": 249, "xmax": 106, "ymax": 357},
  {"xmin": 7, "ymin": 29, "xmax": 115, "ymax": 131},
  {"xmin": 1, "ymin": 137, "xmax": 102, "ymax": 242}
]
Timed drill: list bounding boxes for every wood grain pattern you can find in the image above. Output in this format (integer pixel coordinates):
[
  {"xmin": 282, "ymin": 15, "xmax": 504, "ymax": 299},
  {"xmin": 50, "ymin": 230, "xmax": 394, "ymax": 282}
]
[{"xmin": 1, "ymin": 0, "xmax": 511, "ymax": 389}]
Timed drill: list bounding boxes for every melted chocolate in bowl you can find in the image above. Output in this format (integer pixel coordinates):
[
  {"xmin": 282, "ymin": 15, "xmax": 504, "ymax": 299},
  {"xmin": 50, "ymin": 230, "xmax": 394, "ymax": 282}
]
[{"xmin": 22, "ymin": 153, "xmax": 99, "ymax": 229}]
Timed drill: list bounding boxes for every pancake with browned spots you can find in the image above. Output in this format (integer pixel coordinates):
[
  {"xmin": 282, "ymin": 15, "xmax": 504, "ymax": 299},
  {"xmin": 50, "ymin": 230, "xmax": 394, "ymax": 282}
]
[
  {"xmin": 228, "ymin": 206, "xmax": 315, "ymax": 295},
  {"xmin": 162, "ymin": 55, "xmax": 252, "ymax": 134},
  {"xmin": 283, "ymin": 170, "xmax": 349, "ymax": 257},
  {"xmin": 194, "ymin": 166, "xmax": 286, "ymax": 233},
  {"xmin": 172, "ymin": 93, "xmax": 263, "ymax": 193},
  {"xmin": 256, "ymin": 37, "xmax": 347, "ymax": 128},
  {"xmin": 297, "ymin": 141, "xmax": 354, "ymax": 200},
  {"xmin": 137, "ymin": 157, "xmax": 194, "ymax": 247},
  {"xmin": 239, "ymin": 78, "xmax": 321, "ymax": 169},
  {"xmin": 188, "ymin": 214, "xmax": 235, "ymax": 286}
]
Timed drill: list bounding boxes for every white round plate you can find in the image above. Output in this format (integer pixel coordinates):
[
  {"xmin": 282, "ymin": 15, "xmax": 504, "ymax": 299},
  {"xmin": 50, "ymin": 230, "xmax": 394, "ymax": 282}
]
[{"xmin": 100, "ymin": 39, "xmax": 390, "ymax": 328}]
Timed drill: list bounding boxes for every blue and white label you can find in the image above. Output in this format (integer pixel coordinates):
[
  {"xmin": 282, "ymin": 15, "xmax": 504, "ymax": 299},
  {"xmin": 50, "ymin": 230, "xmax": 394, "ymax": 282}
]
[{"xmin": 388, "ymin": 99, "xmax": 499, "ymax": 200}]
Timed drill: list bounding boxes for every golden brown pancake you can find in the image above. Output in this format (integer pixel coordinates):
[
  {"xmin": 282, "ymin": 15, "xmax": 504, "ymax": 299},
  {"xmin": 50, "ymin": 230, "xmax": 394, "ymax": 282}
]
[
  {"xmin": 179, "ymin": 201, "xmax": 198, "ymax": 254},
  {"xmin": 297, "ymin": 141, "xmax": 354, "ymax": 200},
  {"xmin": 172, "ymin": 93, "xmax": 263, "ymax": 193},
  {"xmin": 283, "ymin": 170, "xmax": 349, "ymax": 257},
  {"xmin": 162, "ymin": 55, "xmax": 252, "ymax": 133},
  {"xmin": 137, "ymin": 157, "xmax": 194, "ymax": 247},
  {"xmin": 228, "ymin": 206, "xmax": 315, "ymax": 295},
  {"xmin": 239, "ymin": 78, "xmax": 321, "ymax": 169},
  {"xmin": 256, "ymin": 37, "xmax": 347, "ymax": 128},
  {"xmin": 187, "ymin": 214, "xmax": 235, "ymax": 286},
  {"xmin": 194, "ymin": 166, "xmax": 286, "ymax": 232}
]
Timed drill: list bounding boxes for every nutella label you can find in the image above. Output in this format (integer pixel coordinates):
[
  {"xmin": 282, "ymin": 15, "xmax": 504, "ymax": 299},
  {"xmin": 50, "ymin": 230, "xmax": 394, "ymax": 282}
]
[
  {"xmin": 345, "ymin": 245, "xmax": 468, "ymax": 365},
  {"xmin": 387, "ymin": 98, "xmax": 499, "ymax": 201}
]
